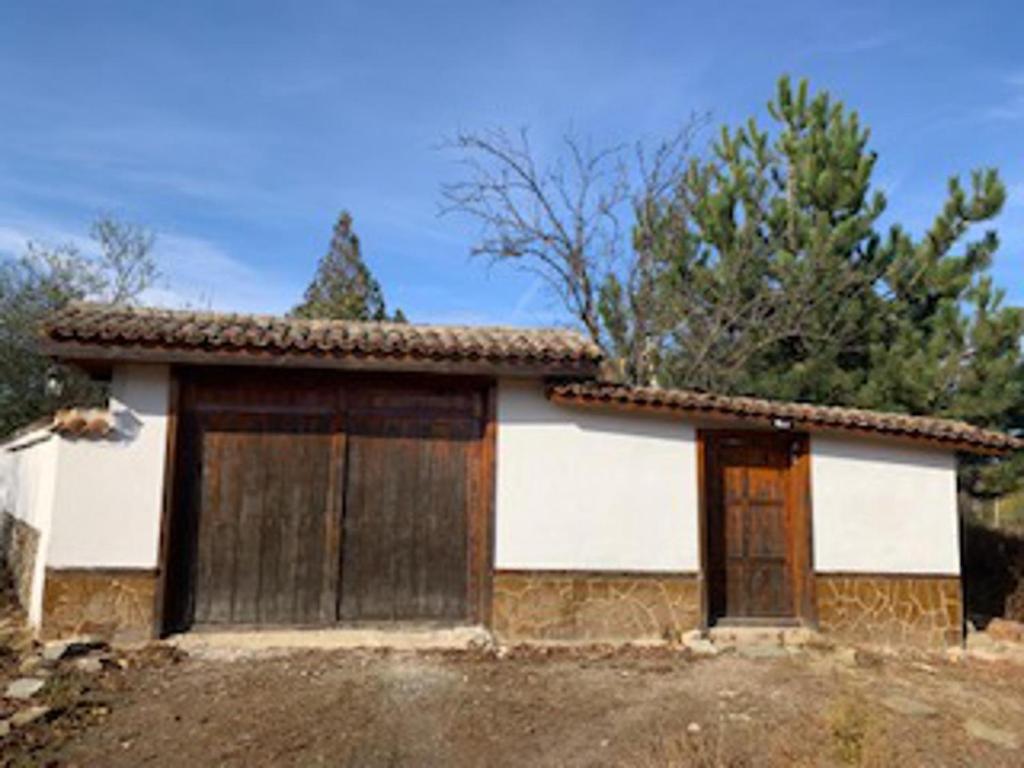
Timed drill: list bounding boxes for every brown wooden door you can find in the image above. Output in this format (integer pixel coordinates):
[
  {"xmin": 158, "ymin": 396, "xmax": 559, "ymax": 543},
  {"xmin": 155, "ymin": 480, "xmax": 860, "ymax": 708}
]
[
  {"xmin": 165, "ymin": 370, "xmax": 488, "ymax": 631},
  {"xmin": 189, "ymin": 411, "xmax": 340, "ymax": 626},
  {"xmin": 339, "ymin": 386, "xmax": 483, "ymax": 621},
  {"xmin": 706, "ymin": 432, "xmax": 809, "ymax": 622}
]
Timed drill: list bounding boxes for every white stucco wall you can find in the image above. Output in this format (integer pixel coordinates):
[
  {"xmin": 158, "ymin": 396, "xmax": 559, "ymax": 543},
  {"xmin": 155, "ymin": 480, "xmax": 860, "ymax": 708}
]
[
  {"xmin": 0, "ymin": 429, "xmax": 59, "ymax": 625},
  {"xmin": 46, "ymin": 364, "xmax": 170, "ymax": 569},
  {"xmin": 1, "ymin": 429, "xmax": 58, "ymax": 533},
  {"xmin": 495, "ymin": 380, "xmax": 700, "ymax": 572},
  {"xmin": 811, "ymin": 435, "xmax": 960, "ymax": 574}
]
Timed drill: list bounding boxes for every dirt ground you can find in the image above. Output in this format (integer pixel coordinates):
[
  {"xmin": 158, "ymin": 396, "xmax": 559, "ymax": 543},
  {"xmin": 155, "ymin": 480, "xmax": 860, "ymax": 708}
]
[{"xmin": 1, "ymin": 639, "xmax": 1022, "ymax": 768}]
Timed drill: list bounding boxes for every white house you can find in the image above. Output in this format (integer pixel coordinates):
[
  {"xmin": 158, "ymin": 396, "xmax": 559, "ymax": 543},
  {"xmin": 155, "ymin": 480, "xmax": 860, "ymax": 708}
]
[{"xmin": 1, "ymin": 302, "xmax": 1018, "ymax": 648}]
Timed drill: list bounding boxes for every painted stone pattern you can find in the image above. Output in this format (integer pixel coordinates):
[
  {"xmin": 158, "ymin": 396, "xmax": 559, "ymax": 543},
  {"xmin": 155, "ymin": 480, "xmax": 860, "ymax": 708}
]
[
  {"xmin": 492, "ymin": 571, "xmax": 700, "ymax": 642},
  {"xmin": 1, "ymin": 512, "xmax": 39, "ymax": 610},
  {"xmin": 42, "ymin": 569, "xmax": 157, "ymax": 641},
  {"xmin": 816, "ymin": 575, "xmax": 962, "ymax": 648}
]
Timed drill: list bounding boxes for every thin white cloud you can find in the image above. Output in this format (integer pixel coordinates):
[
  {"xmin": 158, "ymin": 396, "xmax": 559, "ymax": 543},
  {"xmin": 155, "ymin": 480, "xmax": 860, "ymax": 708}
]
[
  {"xmin": 1006, "ymin": 182, "xmax": 1024, "ymax": 208},
  {"xmin": 0, "ymin": 225, "xmax": 30, "ymax": 258},
  {"xmin": 981, "ymin": 74, "xmax": 1024, "ymax": 123},
  {"xmin": 0, "ymin": 220, "xmax": 100, "ymax": 260},
  {"xmin": 0, "ymin": 214, "xmax": 295, "ymax": 314},
  {"xmin": 148, "ymin": 233, "xmax": 297, "ymax": 314},
  {"xmin": 801, "ymin": 31, "xmax": 900, "ymax": 59}
]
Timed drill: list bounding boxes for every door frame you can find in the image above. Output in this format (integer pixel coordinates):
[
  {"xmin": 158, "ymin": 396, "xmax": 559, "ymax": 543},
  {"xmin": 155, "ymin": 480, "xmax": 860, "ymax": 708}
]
[
  {"xmin": 696, "ymin": 429, "xmax": 816, "ymax": 629},
  {"xmin": 155, "ymin": 366, "xmax": 497, "ymax": 635}
]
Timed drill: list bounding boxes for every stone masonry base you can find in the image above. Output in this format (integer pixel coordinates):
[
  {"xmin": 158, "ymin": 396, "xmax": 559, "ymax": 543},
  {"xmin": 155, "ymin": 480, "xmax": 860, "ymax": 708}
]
[
  {"xmin": 493, "ymin": 570, "xmax": 962, "ymax": 648},
  {"xmin": 816, "ymin": 574, "xmax": 962, "ymax": 648},
  {"xmin": 30, "ymin": 568, "xmax": 961, "ymax": 647},
  {"xmin": 42, "ymin": 568, "xmax": 157, "ymax": 642},
  {"xmin": 1, "ymin": 511, "xmax": 39, "ymax": 611},
  {"xmin": 492, "ymin": 571, "xmax": 700, "ymax": 643}
]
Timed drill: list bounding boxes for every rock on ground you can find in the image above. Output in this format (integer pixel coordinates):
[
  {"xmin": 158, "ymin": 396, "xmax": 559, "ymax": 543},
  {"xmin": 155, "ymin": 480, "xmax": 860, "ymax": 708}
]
[
  {"xmin": 985, "ymin": 618, "xmax": 1024, "ymax": 644},
  {"xmin": 10, "ymin": 705, "xmax": 51, "ymax": 728},
  {"xmin": 881, "ymin": 695, "xmax": 938, "ymax": 718},
  {"xmin": 965, "ymin": 718, "xmax": 1020, "ymax": 750},
  {"xmin": 41, "ymin": 636, "xmax": 107, "ymax": 663},
  {"xmin": 5, "ymin": 677, "xmax": 45, "ymax": 699}
]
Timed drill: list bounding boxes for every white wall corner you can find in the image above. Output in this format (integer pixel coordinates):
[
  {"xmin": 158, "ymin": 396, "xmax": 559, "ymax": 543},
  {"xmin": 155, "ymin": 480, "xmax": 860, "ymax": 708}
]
[{"xmin": 45, "ymin": 363, "xmax": 171, "ymax": 570}]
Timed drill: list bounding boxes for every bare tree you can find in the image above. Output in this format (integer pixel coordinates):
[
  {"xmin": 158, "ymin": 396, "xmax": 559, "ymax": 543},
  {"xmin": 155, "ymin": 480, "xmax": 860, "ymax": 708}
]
[
  {"xmin": 441, "ymin": 127, "xmax": 624, "ymax": 343},
  {"xmin": 90, "ymin": 216, "xmax": 158, "ymax": 305},
  {"xmin": 440, "ymin": 121, "xmax": 704, "ymax": 384}
]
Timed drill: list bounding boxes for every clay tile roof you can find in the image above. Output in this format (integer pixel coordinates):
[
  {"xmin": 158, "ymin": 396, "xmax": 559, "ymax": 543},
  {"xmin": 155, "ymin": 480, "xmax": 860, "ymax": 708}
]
[
  {"xmin": 51, "ymin": 408, "xmax": 116, "ymax": 439},
  {"xmin": 548, "ymin": 381, "xmax": 1023, "ymax": 455},
  {"xmin": 41, "ymin": 302, "xmax": 602, "ymax": 376}
]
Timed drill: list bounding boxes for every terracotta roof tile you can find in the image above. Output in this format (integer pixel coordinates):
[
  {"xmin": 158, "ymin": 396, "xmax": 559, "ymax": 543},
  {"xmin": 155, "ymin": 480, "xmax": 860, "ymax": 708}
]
[
  {"xmin": 41, "ymin": 302, "xmax": 602, "ymax": 375},
  {"xmin": 51, "ymin": 408, "xmax": 116, "ymax": 439},
  {"xmin": 548, "ymin": 381, "xmax": 1023, "ymax": 455}
]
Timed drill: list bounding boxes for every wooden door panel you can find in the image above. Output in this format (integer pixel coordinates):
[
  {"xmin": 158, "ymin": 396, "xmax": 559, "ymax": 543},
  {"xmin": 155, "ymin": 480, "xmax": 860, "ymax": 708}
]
[
  {"xmin": 340, "ymin": 413, "xmax": 476, "ymax": 621},
  {"xmin": 747, "ymin": 501, "xmax": 786, "ymax": 557},
  {"xmin": 748, "ymin": 564, "xmax": 787, "ymax": 617},
  {"xmin": 191, "ymin": 413, "xmax": 335, "ymax": 627},
  {"xmin": 707, "ymin": 433, "xmax": 803, "ymax": 622}
]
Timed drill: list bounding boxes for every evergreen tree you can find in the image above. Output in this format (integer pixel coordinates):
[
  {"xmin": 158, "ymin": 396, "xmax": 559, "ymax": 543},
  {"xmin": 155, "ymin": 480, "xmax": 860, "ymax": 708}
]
[
  {"xmin": 653, "ymin": 77, "xmax": 891, "ymax": 400},
  {"xmin": 654, "ymin": 77, "xmax": 1022, "ymax": 495},
  {"xmin": 292, "ymin": 211, "xmax": 403, "ymax": 322},
  {"xmin": 865, "ymin": 172, "xmax": 1023, "ymax": 494}
]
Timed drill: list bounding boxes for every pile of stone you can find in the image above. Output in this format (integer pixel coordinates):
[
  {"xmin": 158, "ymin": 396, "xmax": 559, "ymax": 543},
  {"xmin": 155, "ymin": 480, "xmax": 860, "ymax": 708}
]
[
  {"xmin": 1, "ymin": 635, "xmax": 116, "ymax": 738},
  {"xmin": 985, "ymin": 617, "xmax": 1024, "ymax": 643},
  {"xmin": 961, "ymin": 618, "xmax": 1024, "ymax": 664}
]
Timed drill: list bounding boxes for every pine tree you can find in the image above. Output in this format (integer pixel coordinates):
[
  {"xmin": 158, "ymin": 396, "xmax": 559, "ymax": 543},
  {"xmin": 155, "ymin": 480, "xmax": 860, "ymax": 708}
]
[
  {"xmin": 653, "ymin": 77, "xmax": 1022, "ymax": 495},
  {"xmin": 864, "ymin": 172, "xmax": 1024, "ymax": 494},
  {"xmin": 653, "ymin": 77, "xmax": 890, "ymax": 400},
  {"xmin": 292, "ymin": 211, "xmax": 403, "ymax": 322}
]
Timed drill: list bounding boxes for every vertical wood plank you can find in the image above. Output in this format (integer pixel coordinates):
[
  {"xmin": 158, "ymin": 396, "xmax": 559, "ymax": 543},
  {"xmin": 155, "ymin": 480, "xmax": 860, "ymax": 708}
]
[
  {"xmin": 321, "ymin": 421, "xmax": 345, "ymax": 623},
  {"xmin": 153, "ymin": 368, "xmax": 180, "ymax": 637},
  {"xmin": 230, "ymin": 426, "xmax": 265, "ymax": 624}
]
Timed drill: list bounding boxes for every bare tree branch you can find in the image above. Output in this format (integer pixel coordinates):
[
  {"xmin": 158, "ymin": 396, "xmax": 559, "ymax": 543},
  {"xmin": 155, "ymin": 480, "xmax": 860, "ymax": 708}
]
[{"xmin": 440, "ymin": 120, "xmax": 704, "ymax": 382}]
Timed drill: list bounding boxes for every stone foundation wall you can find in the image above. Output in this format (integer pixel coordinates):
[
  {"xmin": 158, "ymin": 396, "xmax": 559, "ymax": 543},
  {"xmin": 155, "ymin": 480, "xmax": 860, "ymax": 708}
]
[
  {"xmin": 1, "ymin": 511, "xmax": 40, "ymax": 610},
  {"xmin": 816, "ymin": 574, "xmax": 962, "ymax": 648},
  {"xmin": 42, "ymin": 568, "xmax": 157, "ymax": 642},
  {"xmin": 492, "ymin": 571, "xmax": 699, "ymax": 642}
]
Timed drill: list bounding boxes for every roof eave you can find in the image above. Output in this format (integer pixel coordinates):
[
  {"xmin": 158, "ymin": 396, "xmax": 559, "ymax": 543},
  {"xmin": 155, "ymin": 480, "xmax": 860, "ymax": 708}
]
[
  {"xmin": 546, "ymin": 388, "xmax": 1020, "ymax": 457},
  {"xmin": 41, "ymin": 339, "xmax": 600, "ymax": 380}
]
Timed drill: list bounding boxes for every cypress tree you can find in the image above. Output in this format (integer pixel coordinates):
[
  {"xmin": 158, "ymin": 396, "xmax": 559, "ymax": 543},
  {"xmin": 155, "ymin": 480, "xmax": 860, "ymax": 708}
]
[{"xmin": 292, "ymin": 211, "xmax": 403, "ymax": 322}]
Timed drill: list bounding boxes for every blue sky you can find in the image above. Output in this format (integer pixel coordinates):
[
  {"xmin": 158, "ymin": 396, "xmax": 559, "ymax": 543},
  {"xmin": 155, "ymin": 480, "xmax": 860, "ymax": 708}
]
[{"xmin": 2, "ymin": 1, "xmax": 1022, "ymax": 325}]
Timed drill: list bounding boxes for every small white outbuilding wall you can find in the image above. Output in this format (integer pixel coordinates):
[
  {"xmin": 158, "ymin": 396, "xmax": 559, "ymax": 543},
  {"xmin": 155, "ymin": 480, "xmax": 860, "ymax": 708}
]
[
  {"xmin": 0, "ymin": 364, "xmax": 170, "ymax": 627},
  {"xmin": 46, "ymin": 364, "xmax": 170, "ymax": 570},
  {"xmin": 495, "ymin": 379, "xmax": 701, "ymax": 572},
  {"xmin": 495, "ymin": 379, "xmax": 962, "ymax": 578},
  {"xmin": 0, "ymin": 427, "xmax": 59, "ymax": 626},
  {"xmin": 810, "ymin": 435, "xmax": 960, "ymax": 574}
]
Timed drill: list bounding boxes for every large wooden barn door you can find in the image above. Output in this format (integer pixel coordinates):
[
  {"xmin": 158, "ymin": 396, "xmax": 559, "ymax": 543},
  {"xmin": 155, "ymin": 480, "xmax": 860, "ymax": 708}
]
[
  {"xmin": 164, "ymin": 370, "xmax": 488, "ymax": 632},
  {"xmin": 704, "ymin": 431, "xmax": 813, "ymax": 624},
  {"xmin": 339, "ymin": 385, "xmax": 482, "ymax": 621}
]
